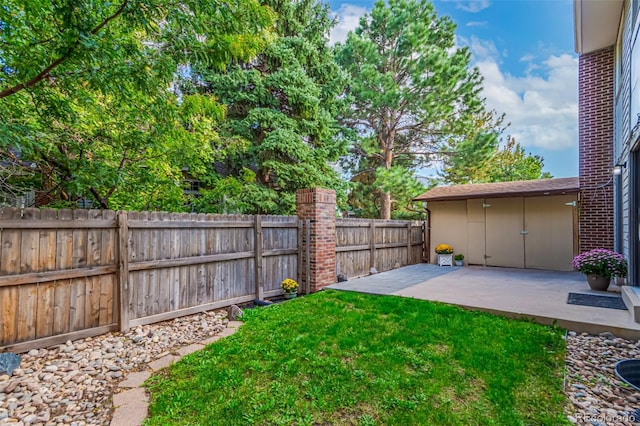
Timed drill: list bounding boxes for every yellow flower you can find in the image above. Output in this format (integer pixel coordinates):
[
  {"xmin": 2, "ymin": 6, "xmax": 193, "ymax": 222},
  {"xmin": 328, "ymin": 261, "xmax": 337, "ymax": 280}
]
[
  {"xmin": 435, "ymin": 244, "xmax": 454, "ymax": 254},
  {"xmin": 281, "ymin": 278, "xmax": 299, "ymax": 292}
]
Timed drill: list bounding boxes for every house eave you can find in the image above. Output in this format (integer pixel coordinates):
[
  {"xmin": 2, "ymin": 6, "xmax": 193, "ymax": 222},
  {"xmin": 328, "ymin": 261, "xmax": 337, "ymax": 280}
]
[{"xmin": 574, "ymin": 0, "xmax": 624, "ymax": 54}]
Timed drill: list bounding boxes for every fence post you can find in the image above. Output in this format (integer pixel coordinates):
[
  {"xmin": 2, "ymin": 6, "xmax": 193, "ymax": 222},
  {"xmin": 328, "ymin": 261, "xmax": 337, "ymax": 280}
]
[
  {"xmin": 423, "ymin": 219, "xmax": 429, "ymax": 262},
  {"xmin": 369, "ymin": 219, "xmax": 376, "ymax": 271},
  {"xmin": 117, "ymin": 211, "xmax": 130, "ymax": 332},
  {"xmin": 407, "ymin": 222, "xmax": 412, "ymax": 265},
  {"xmin": 295, "ymin": 188, "xmax": 336, "ymax": 292},
  {"xmin": 297, "ymin": 219, "xmax": 303, "ymax": 292},
  {"xmin": 254, "ymin": 215, "xmax": 264, "ymax": 300}
]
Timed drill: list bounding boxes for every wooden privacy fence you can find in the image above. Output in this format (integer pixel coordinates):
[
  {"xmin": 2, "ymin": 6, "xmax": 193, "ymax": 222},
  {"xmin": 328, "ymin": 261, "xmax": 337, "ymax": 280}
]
[
  {"xmin": 0, "ymin": 208, "xmax": 306, "ymax": 352},
  {"xmin": 336, "ymin": 218, "xmax": 425, "ymax": 279}
]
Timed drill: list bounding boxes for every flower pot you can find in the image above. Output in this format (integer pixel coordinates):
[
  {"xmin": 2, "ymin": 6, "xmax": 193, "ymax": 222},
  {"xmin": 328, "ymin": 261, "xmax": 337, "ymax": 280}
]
[
  {"xmin": 455, "ymin": 260, "xmax": 463, "ymax": 267},
  {"xmin": 586, "ymin": 274, "xmax": 610, "ymax": 291},
  {"xmin": 284, "ymin": 292, "xmax": 297, "ymax": 299},
  {"xmin": 437, "ymin": 254, "xmax": 453, "ymax": 267}
]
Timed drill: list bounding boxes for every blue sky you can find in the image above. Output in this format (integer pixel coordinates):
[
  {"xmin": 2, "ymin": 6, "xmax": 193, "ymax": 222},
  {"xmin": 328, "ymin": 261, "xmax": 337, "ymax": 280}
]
[{"xmin": 329, "ymin": 0, "xmax": 578, "ymax": 179}]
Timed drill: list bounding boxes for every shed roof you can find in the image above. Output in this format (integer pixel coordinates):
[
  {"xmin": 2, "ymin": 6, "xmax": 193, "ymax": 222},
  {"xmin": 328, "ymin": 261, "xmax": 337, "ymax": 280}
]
[{"xmin": 413, "ymin": 177, "xmax": 580, "ymax": 202}]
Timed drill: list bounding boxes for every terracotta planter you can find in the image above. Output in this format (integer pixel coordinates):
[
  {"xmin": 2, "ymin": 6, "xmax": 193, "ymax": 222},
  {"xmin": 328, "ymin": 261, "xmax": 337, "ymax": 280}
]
[{"xmin": 586, "ymin": 274, "xmax": 610, "ymax": 291}]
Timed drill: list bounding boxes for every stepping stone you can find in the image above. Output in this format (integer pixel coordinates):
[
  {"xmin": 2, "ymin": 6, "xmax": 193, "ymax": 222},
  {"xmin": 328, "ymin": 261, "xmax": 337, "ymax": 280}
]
[
  {"xmin": 148, "ymin": 355, "xmax": 180, "ymax": 372},
  {"xmin": 119, "ymin": 371, "xmax": 151, "ymax": 388},
  {"xmin": 177, "ymin": 343, "xmax": 205, "ymax": 357},
  {"xmin": 111, "ymin": 388, "xmax": 148, "ymax": 426}
]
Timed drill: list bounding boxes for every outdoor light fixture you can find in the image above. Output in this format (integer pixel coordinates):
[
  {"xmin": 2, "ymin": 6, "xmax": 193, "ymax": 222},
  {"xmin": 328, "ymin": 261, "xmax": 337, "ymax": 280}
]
[{"xmin": 613, "ymin": 161, "xmax": 627, "ymax": 175}]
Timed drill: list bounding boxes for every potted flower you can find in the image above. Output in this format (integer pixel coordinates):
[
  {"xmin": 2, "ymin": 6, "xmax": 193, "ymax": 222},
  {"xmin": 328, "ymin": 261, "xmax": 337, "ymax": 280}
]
[
  {"xmin": 435, "ymin": 244, "xmax": 454, "ymax": 267},
  {"xmin": 572, "ymin": 248, "xmax": 628, "ymax": 291},
  {"xmin": 281, "ymin": 278, "xmax": 299, "ymax": 299},
  {"xmin": 454, "ymin": 253, "xmax": 464, "ymax": 266}
]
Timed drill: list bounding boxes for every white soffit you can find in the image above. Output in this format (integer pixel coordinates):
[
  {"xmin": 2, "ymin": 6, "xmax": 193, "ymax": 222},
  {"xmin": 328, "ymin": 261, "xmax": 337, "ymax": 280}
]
[{"xmin": 574, "ymin": 0, "xmax": 624, "ymax": 54}]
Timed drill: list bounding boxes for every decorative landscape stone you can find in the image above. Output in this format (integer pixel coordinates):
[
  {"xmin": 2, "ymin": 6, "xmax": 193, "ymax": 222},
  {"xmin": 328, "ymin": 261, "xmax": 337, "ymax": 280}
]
[{"xmin": 0, "ymin": 353, "xmax": 21, "ymax": 377}]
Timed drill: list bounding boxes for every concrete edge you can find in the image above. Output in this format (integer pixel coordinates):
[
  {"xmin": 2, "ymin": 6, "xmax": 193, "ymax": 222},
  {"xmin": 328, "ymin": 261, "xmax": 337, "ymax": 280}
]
[
  {"xmin": 109, "ymin": 321, "xmax": 244, "ymax": 426},
  {"xmin": 451, "ymin": 304, "xmax": 640, "ymax": 341},
  {"xmin": 621, "ymin": 286, "xmax": 640, "ymax": 324}
]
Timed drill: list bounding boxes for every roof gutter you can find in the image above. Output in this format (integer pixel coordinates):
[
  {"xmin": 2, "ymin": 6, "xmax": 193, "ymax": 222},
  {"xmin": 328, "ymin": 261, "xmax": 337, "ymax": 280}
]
[{"xmin": 573, "ymin": 0, "xmax": 583, "ymax": 54}]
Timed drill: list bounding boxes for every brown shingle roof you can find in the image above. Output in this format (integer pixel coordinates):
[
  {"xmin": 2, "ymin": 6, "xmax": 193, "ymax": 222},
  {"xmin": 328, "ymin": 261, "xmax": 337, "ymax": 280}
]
[{"xmin": 413, "ymin": 177, "xmax": 580, "ymax": 202}]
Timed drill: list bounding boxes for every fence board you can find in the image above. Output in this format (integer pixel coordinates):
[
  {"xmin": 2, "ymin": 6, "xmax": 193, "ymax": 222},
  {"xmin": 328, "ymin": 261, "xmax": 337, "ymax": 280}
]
[
  {"xmin": 100, "ymin": 210, "xmax": 116, "ymax": 326},
  {"xmin": 70, "ymin": 210, "xmax": 88, "ymax": 332},
  {"xmin": 36, "ymin": 209, "xmax": 57, "ymax": 339},
  {"xmin": 169, "ymin": 212, "xmax": 181, "ymax": 312},
  {"xmin": 118, "ymin": 211, "xmax": 130, "ymax": 331},
  {"xmin": 54, "ymin": 209, "xmax": 73, "ymax": 336},
  {"xmin": 158, "ymin": 212, "xmax": 171, "ymax": 316},
  {"xmin": 147, "ymin": 211, "xmax": 160, "ymax": 317},
  {"xmin": 17, "ymin": 208, "xmax": 39, "ymax": 342},
  {"xmin": 255, "ymin": 216, "xmax": 264, "ymax": 300},
  {"xmin": 86, "ymin": 210, "xmax": 102, "ymax": 328}
]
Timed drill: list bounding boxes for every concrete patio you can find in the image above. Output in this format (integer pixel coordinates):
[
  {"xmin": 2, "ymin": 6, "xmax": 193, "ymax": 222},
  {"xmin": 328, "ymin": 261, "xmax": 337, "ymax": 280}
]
[{"xmin": 329, "ymin": 263, "xmax": 640, "ymax": 340}]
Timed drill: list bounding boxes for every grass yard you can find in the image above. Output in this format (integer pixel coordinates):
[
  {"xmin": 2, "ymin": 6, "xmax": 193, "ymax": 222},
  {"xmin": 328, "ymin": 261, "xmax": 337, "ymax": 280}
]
[{"xmin": 144, "ymin": 290, "xmax": 569, "ymax": 425}]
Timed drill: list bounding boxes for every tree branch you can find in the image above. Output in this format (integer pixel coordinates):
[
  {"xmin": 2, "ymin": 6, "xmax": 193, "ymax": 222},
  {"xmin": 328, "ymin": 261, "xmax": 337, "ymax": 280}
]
[
  {"xmin": 0, "ymin": 0, "xmax": 130, "ymax": 99},
  {"xmin": 90, "ymin": 186, "xmax": 110, "ymax": 209}
]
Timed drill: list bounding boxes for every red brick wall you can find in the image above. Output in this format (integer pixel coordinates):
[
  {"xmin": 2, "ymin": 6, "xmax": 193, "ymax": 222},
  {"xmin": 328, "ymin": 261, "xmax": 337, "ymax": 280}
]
[
  {"xmin": 296, "ymin": 188, "xmax": 336, "ymax": 292},
  {"xmin": 578, "ymin": 46, "xmax": 614, "ymax": 252}
]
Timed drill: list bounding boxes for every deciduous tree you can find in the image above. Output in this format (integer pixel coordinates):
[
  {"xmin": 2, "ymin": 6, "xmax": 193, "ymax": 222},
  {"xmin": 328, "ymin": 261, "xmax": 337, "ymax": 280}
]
[
  {"xmin": 440, "ymin": 135, "xmax": 552, "ymax": 184},
  {"xmin": 0, "ymin": 0, "xmax": 273, "ymax": 209}
]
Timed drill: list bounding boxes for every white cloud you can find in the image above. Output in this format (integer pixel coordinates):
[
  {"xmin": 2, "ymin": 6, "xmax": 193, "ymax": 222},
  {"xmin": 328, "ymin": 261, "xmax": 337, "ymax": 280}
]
[
  {"xmin": 466, "ymin": 21, "xmax": 488, "ymax": 27},
  {"xmin": 454, "ymin": 0, "xmax": 491, "ymax": 13},
  {"xmin": 468, "ymin": 38, "xmax": 578, "ymax": 151},
  {"xmin": 468, "ymin": 36, "xmax": 501, "ymax": 61},
  {"xmin": 330, "ymin": 4, "xmax": 368, "ymax": 45}
]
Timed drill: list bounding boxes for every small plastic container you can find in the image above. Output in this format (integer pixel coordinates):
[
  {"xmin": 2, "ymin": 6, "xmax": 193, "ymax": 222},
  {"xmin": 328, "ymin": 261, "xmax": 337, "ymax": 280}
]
[{"xmin": 615, "ymin": 359, "xmax": 640, "ymax": 391}]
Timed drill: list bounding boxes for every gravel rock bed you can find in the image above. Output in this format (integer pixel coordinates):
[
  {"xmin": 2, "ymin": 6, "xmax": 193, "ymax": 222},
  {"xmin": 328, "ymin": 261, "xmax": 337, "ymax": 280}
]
[
  {"xmin": 0, "ymin": 309, "xmax": 229, "ymax": 426},
  {"xmin": 565, "ymin": 331, "xmax": 640, "ymax": 425},
  {"xmin": 2, "ymin": 311, "xmax": 640, "ymax": 426}
]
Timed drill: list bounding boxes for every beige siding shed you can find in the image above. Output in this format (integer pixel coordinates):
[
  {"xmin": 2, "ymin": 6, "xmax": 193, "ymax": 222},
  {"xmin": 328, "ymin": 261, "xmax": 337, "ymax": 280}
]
[{"xmin": 414, "ymin": 178, "xmax": 580, "ymax": 271}]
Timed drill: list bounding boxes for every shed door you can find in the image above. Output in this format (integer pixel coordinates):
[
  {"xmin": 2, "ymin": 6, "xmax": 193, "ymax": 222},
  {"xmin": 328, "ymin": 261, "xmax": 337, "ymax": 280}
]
[
  {"xmin": 485, "ymin": 198, "xmax": 525, "ymax": 268},
  {"xmin": 524, "ymin": 195, "xmax": 575, "ymax": 271}
]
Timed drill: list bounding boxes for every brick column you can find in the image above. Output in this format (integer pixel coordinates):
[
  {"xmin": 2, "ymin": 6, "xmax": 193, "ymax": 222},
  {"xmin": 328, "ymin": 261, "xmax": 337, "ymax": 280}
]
[
  {"xmin": 578, "ymin": 46, "xmax": 614, "ymax": 252},
  {"xmin": 296, "ymin": 188, "xmax": 336, "ymax": 292}
]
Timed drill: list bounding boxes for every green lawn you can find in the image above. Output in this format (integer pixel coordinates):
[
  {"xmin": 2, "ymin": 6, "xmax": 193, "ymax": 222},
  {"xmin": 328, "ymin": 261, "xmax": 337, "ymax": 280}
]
[{"xmin": 144, "ymin": 290, "xmax": 569, "ymax": 425}]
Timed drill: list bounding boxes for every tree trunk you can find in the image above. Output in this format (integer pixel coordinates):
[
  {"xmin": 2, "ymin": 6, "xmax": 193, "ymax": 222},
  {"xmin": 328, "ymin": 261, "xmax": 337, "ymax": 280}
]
[
  {"xmin": 380, "ymin": 143, "xmax": 394, "ymax": 219},
  {"xmin": 380, "ymin": 191, "xmax": 391, "ymax": 219}
]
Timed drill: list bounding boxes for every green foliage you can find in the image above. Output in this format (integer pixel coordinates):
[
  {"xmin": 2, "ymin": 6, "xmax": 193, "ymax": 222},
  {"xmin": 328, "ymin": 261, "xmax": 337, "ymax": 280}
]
[
  {"xmin": 347, "ymin": 163, "xmax": 426, "ymax": 219},
  {"xmin": 440, "ymin": 130, "xmax": 500, "ymax": 184},
  {"xmin": 487, "ymin": 137, "xmax": 553, "ymax": 182},
  {"xmin": 190, "ymin": 169, "xmax": 292, "ymax": 215},
  {"xmin": 336, "ymin": 0, "xmax": 486, "ymax": 219},
  {"xmin": 184, "ymin": 0, "xmax": 349, "ymax": 215},
  {"xmin": 0, "ymin": 0, "xmax": 273, "ymax": 209},
  {"xmin": 441, "ymin": 135, "xmax": 552, "ymax": 184},
  {"xmin": 145, "ymin": 291, "xmax": 570, "ymax": 425}
]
